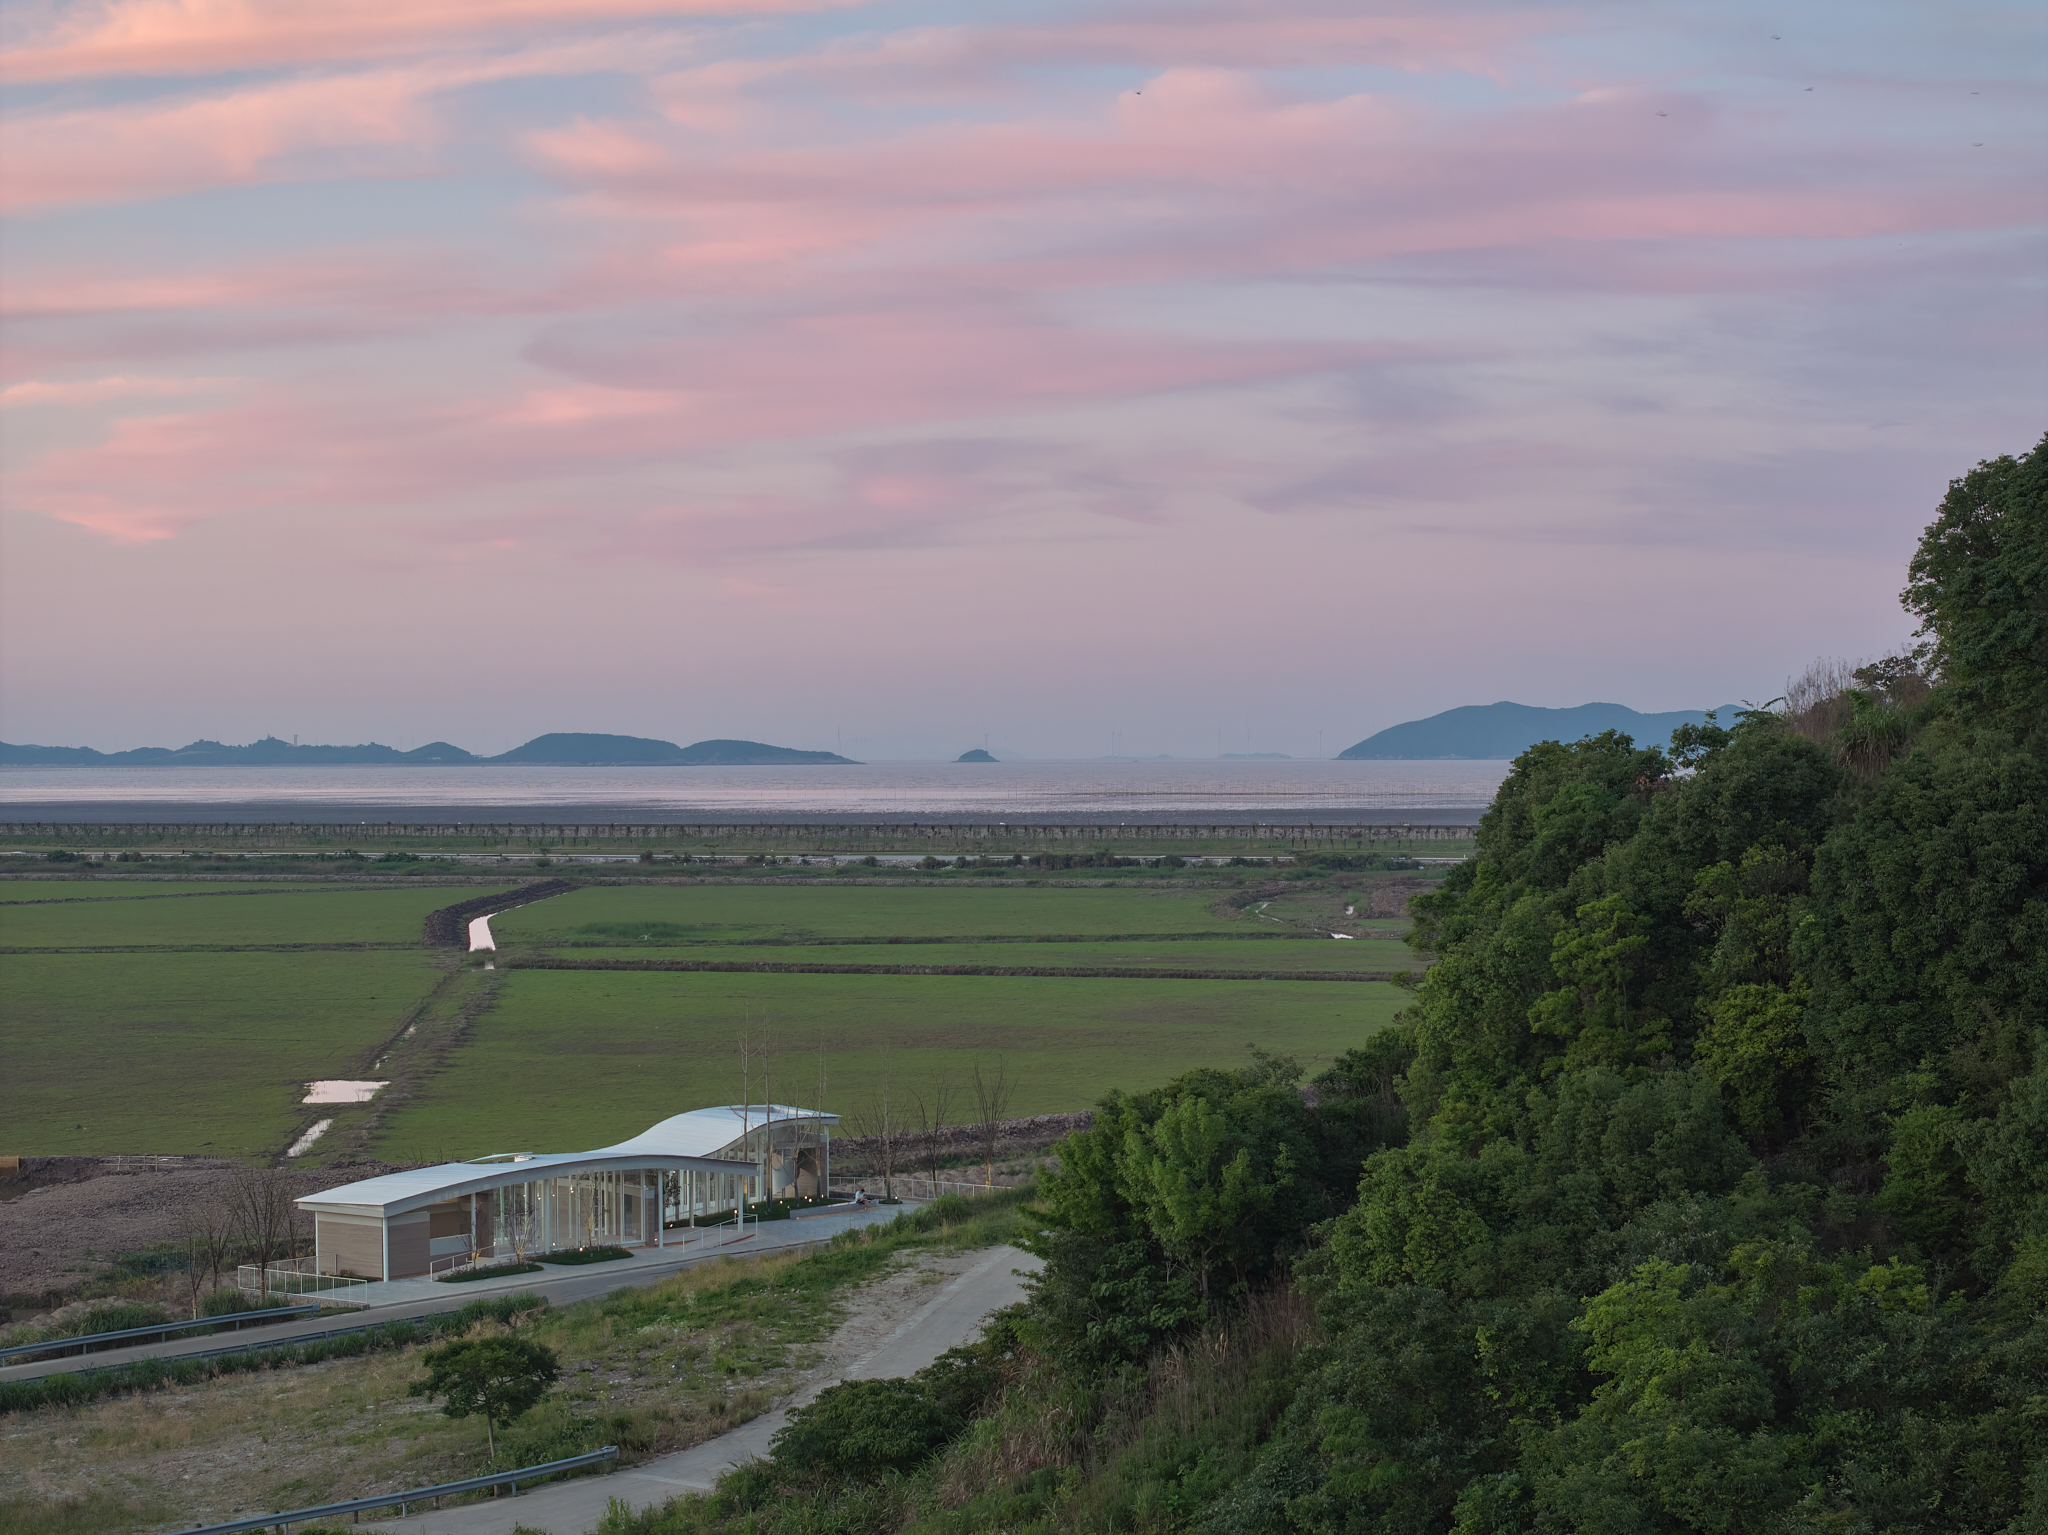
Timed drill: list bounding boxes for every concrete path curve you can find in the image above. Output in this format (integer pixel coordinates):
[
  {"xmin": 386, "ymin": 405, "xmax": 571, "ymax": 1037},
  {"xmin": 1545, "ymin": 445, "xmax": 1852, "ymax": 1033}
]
[{"xmin": 360, "ymin": 1244, "xmax": 1042, "ymax": 1534}]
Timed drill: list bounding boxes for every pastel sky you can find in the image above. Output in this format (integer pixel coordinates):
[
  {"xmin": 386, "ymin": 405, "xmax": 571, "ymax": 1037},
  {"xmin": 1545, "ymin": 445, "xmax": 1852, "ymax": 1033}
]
[{"xmin": 1, "ymin": 0, "xmax": 2042, "ymax": 760}]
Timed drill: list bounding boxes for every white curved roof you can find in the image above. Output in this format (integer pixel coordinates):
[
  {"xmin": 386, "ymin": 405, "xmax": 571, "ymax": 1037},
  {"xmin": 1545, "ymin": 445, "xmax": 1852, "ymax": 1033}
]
[{"xmin": 296, "ymin": 1105, "xmax": 836, "ymax": 1220}]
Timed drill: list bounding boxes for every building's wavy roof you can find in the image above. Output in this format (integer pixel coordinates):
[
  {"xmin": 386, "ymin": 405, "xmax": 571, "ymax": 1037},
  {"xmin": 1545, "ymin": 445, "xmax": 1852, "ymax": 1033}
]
[{"xmin": 296, "ymin": 1105, "xmax": 837, "ymax": 1219}]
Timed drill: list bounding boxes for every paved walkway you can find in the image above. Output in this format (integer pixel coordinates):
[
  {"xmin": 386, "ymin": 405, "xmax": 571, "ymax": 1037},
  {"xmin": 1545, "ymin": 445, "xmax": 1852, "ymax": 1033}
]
[
  {"xmin": 0, "ymin": 1205, "xmax": 908, "ymax": 1385},
  {"xmin": 361, "ymin": 1244, "xmax": 1042, "ymax": 1535}
]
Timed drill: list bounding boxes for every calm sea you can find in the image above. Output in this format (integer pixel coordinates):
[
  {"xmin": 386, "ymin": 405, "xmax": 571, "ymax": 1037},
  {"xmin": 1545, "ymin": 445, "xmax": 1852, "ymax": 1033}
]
[{"xmin": 0, "ymin": 760, "xmax": 1509, "ymax": 824}]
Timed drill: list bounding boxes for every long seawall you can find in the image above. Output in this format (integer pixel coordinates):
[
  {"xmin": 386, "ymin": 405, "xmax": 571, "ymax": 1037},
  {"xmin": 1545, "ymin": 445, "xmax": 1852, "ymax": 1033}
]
[{"xmin": 2, "ymin": 820, "xmax": 1476, "ymax": 846}]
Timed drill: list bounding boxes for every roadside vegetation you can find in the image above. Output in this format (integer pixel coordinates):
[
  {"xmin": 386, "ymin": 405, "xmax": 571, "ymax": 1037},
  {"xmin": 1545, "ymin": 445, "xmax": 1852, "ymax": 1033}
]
[
  {"xmin": 591, "ymin": 435, "xmax": 2048, "ymax": 1532},
  {"xmin": 0, "ymin": 1192, "xmax": 1030, "ymax": 1535}
]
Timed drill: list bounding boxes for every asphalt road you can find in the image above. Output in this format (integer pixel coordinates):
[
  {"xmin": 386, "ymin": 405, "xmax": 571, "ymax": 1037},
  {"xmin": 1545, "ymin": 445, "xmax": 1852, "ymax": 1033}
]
[{"xmin": 0, "ymin": 1211, "xmax": 900, "ymax": 1386}]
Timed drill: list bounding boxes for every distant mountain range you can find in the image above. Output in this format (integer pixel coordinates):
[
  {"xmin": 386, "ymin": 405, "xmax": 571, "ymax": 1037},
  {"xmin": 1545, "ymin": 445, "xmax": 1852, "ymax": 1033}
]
[
  {"xmin": 0, "ymin": 732, "xmax": 859, "ymax": 767},
  {"xmin": 1338, "ymin": 701, "xmax": 1739, "ymax": 760}
]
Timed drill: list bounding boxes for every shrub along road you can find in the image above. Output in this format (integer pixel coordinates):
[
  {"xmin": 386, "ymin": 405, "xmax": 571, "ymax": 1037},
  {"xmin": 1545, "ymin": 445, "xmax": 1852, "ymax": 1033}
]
[{"xmin": 361, "ymin": 1243, "xmax": 1042, "ymax": 1535}]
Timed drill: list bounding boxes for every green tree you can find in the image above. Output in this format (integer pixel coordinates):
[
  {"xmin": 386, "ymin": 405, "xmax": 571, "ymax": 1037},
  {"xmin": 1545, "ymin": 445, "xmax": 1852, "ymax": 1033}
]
[
  {"xmin": 1122, "ymin": 1094, "xmax": 1294, "ymax": 1301},
  {"xmin": 409, "ymin": 1336, "xmax": 560, "ymax": 1459},
  {"xmin": 1903, "ymin": 431, "xmax": 2048, "ymax": 739}
]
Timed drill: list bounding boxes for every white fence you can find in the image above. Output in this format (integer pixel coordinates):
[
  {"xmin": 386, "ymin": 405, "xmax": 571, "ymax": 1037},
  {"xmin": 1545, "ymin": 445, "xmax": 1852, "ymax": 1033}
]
[
  {"xmin": 238, "ymin": 1256, "xmax": 368, "ymax": 1300},
  {"xmin": 854, "ymin": 1175, "xmax": 1028, "ymax": 1201}
]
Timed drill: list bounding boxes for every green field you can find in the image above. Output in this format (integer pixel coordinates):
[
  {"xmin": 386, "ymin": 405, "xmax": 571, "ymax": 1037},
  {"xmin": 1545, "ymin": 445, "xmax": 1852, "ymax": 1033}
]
[
  {"xmin": 2, "ymin": 873, "xmax": 1427, "ymax": 1163},
  {"xmin": 489, "ymin": 884, "xmax": 1248, "ymax": 944},
  {"xmin": 0, "ymin": 885, "xmax": 483, "ymax": 948},
  {"xmin": 519, "ymin": 937, "xmax": 1418, "ymax": 973},
  {"xmin": 368, "ymin": 968, "xmax": 1408, "ymax": 1161},
  {"xmin": 1, "ymin": 951, "xmax": 445, "ymax": 1155}
]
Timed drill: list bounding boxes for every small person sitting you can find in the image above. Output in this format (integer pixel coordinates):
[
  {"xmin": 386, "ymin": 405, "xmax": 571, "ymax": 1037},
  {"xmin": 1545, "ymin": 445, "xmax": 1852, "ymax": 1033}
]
[{"xmin": 851, "ymin": 1187, "xmax": 872, "ymax": 1207}]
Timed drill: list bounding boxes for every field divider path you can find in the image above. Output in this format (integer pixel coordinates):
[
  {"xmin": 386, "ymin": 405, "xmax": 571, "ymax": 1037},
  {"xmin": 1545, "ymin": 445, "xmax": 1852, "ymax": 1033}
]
[
  {"xmin": 421, "ymin": 880, "xmax": 575, "ymax": 948},
  {"xmin": 509, "ymin": 956, "xmax": 1410, "ymax": 982},
  {"xmin": 0, "ymin": 884, "xmax": 426, "ymax": 905},
  {"xmin": 542, "ymin": 929, "xmax": 1353, "ymax": 947},
  {"xmin": 0, "ymin": 942, "xmax": 427, "ymax": 954}
]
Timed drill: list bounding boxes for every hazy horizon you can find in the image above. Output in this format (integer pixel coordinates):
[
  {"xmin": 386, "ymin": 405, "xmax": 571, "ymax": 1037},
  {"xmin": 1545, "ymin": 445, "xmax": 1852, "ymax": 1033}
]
[
  {"xmin": 0, "ymin": 697, "xmax": 1739, "ymax": 763},
  {"xmin": 2, "ymin": 0, "xmax": 2039, "ymax": 754}
]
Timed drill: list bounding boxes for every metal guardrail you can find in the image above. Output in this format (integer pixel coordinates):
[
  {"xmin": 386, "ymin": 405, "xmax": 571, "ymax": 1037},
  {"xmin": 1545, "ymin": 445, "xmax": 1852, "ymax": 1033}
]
[
  {"xmin": 0, "ymin": 1305, "xmax": 325, "ymax": 1363},
  {"xmin": 15, "ymin": 1312, "xmax": 431, "ymax": 1378},
  {"xmin": 158, "ymin": 1445, "xmax": 620, "ymax": 1533}
]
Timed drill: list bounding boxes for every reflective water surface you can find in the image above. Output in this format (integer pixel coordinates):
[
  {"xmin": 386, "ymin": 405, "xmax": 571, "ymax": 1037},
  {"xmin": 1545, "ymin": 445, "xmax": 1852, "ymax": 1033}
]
[{"xmin": 1, "ymin": 759, "xmax": 1510, "ymax": 819}]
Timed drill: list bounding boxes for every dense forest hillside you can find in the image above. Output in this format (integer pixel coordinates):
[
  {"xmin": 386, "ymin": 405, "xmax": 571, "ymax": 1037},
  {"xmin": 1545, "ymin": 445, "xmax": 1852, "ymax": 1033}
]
[{"xmin": 619, "ymin": 434, "xmax": 2048, "ymax": 1533}]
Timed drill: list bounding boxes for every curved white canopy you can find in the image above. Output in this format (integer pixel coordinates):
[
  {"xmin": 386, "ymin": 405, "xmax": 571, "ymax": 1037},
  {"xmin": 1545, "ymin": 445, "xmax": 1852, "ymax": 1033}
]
[{"xmin": 296, "ymin": 1105, "xmax": 836, "ymax": 1220}]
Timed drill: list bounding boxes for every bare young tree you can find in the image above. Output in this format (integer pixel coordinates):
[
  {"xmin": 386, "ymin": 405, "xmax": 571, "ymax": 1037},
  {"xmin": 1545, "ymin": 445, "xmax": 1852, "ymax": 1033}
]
[
  {"xmin": 849, "ymin": 1077, "xmax": 903, "ymax": 1199},
  {"xmin": 969, "ymin": 1059, "xmax": 1018, "ymax": 1189},
  {"xmin": 505, "ymin": 1192, "xmax": 540, "ymax": 1263},
  {"xmin": 180, "ymin": 1196, "xmax": 235, "ymax": 1316},
  {"xmin": 911, "ymin": 1072, "xmax": 956, "ymax": 1193},
  {"xmin": 1784, "ymin": 656, "xmax": 1859, "ymax": 745},
  {"xmin": 226, "ymin": 1166, "xmax": 302, "ymax": 1278}
]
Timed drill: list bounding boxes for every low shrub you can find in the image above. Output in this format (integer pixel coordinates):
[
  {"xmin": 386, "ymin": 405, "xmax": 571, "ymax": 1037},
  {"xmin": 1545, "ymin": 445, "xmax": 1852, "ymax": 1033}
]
[
  {"xmin": 199, "ymin": 1289, "xmax": 295, "ymax": 1318},
  {"xmin": 772, "ymin": 1377, "xmax": 949, "ymax": 1478},
  {"xmin": 536, "ymin": 1245, "xmax": 633, "ymax": 1266},
  {"xmin": 439, "ymin": 1261, "xmax": 544, "ymax": 1284}
]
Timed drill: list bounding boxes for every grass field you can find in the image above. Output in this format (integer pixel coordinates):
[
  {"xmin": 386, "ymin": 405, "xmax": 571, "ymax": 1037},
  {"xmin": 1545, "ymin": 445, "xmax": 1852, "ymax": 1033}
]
[
  {"xmin": 368, "ymin": 967, "xmax": 1408, "ymax": 1160},
  {"xmin": 1, "ymin": 951, "xmax": 446, "ymax": 1155},
  {"xmin": 517, "ymin": 937, "xmax": 1419, "ymax": 973},
  {"xmin": 0, "ymin": 886, "xmax": 486, "ymax": 949},
  {"xmin": 489, "ymin": 884, "xmax": 1250, "ymax": 945}
]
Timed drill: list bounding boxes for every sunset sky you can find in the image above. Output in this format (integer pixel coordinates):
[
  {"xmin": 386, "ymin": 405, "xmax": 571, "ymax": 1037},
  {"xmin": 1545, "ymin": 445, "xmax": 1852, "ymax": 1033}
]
[{"xmin": 2, "ymin": 0, "xmax": 2041, "ymax": 759}]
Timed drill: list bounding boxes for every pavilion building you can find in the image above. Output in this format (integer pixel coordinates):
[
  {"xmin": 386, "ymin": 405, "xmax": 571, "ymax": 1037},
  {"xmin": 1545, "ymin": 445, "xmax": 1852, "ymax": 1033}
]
[{"xmin": 294, "ymin": 1105, "xmax": 836, "ymax": 1282}]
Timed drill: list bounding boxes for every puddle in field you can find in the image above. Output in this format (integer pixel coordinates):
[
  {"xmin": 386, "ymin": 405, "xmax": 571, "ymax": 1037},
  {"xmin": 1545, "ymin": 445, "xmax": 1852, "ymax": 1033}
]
[
  {"xmin": 288, "ymin": 1119, "xmax": 333, "ymax": 1157},
  {"xmin": 303, "ymin": 1080, "xmax": 387, "ymax": 1104}
]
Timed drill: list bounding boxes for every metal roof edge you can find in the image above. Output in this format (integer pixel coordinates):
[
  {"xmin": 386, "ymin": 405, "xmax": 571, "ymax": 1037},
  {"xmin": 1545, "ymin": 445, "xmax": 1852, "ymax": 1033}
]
[{"xmin": 296, "ymin": 1151, "xmax": 757, "ymax": 1219}]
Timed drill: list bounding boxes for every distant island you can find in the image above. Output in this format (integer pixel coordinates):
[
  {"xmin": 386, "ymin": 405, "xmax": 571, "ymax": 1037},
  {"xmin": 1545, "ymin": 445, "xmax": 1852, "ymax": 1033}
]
[
  {"xmin": 1220, "ymin": 752, "xmax": 1290, "ymax": 760},
  {"xmin": 0, "ymin": 732, "xmax": 859, "ymax": 767},
  {"xmin": 955, "ymin": 748, "xmax": 998, "ymax": 763},
  {"xmin": 1338, "ymin": 701, "xmax": 1739, "ymax": 760}
]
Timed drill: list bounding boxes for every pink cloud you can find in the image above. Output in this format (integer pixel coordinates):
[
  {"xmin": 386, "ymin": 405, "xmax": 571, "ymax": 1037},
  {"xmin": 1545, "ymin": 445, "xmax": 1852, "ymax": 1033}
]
[
  {"xmin": 0, "ymin": 374, "xmax": 235, "ymax": 406},
  {"xmin": 1, "ymin": 0, "xmax": 867, "ymax": 81},
  {"xmin": 513, "ymin": 70, "xmax": 2030, "ymax": 326},
  {"xmin": 4, "ymin": 0, "xmax": 2037, "ymax": 597},
  {"xmin": 1, "ymin": 34, "xmax": 692, "ymax": 211}
]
